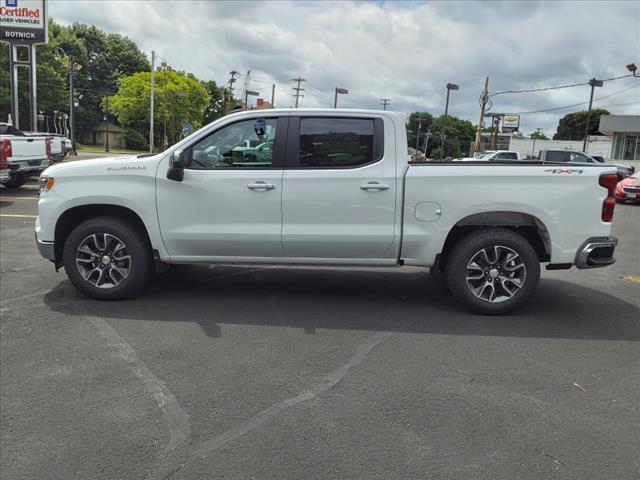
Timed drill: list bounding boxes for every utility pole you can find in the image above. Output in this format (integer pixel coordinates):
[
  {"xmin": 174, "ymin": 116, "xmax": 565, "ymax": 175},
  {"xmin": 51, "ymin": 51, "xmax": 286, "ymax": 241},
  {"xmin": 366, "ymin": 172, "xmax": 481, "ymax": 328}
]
[
  {"xmin": 531, "ymin": 127, "xmax": 542, "ymax": 158},
  {"xmin": 226, "ymin": 70, "xmax": 239, "ymax": 113},
  {"xmin": 488, "ymin": 113, "xmax": 503, "ymax": 150},
  {"xmin": 380, "ymin": 98, "xmax": 391, "ymax": 110},
  {"xmin": 271, "ymin": 83, "xmax": 275, "ymax": 107},
  {"xmin": 473, "ymin": 76, "xmax": 489, "ymax": 155},
  {"xmin": 441, "ymin": 83, "xmax": 459, "ymax": 154},
  {"xmin": 104, "ymin": 96, "xmax": 110, "ymax": 152},
  {"xmin": 69, "ymin": 65, "xmax": 76, "ymax": 155},
  {"xmin": 149, "ymin": 50, "xmax": 155, "ymax": 153},
  {"xmin": 583, "ymin": 77, "xmax": 603, "ymax": 153},
  {"xmin": 292, "ymin": 77, "xmax": 306, "ymax": 108},
  {"xmin": 415, "ymin": 114, "xmax": 422, "ymax": 152},
  {"xmin": 243, "ymin": 70, "xmax": 251, "ymax": 107},
  {"xmin": 423, "ymin": 130, "xmax": 432, "ymax": 156}
]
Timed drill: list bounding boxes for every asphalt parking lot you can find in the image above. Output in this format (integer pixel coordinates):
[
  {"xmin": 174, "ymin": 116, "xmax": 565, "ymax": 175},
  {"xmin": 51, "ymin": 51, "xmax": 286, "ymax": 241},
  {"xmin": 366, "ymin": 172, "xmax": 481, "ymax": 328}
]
[{"xmin": 1, "ymin": 175, "xmax": 638, "ymax": 480}]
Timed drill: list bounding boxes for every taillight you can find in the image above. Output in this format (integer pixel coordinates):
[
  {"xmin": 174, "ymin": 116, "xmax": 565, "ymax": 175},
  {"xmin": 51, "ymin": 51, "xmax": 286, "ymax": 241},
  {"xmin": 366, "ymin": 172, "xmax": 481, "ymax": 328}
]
[
  {"xmin": 1, "ymin": 140, "xmax": 12, "ymax": 165},
  {"xmin": 599, "ymin": 174, "xmax": 617, "ymax": 222},
  {"xmin": 45, "ymin": 137, "xmax": 52, "ymax": 163}
]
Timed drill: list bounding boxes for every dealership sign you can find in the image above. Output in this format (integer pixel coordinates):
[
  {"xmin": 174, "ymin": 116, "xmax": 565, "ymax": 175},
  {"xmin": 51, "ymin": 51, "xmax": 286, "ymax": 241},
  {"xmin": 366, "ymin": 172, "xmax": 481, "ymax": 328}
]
[
  {"xmin": 501, "ymin": 115, "xmax": 520, "ymax": 132},
  {"xmin": 0, "ymin": 0, "xmax": 48, "ymax": 44}
]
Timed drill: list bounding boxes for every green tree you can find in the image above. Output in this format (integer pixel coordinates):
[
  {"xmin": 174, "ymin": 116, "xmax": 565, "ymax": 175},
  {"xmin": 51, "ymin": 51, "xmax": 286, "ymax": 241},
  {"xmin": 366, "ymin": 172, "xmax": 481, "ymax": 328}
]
[
  {"xmin": 66, "ymin": 22, "xmax": 150, "ymax": 139},
  {"xmin": 406, "ymin": 112, "xmax": 434, "ymax": 151},
  {"xmin": 109, "ymin": 69, "xmax": 209, "ymax": 149},
  {"xmin": 428, "ymin": 115, "xmax": 476, "ymax": 158},
  {"xmin": 553, "ymin": 109, "xmax": 610, "ymax": 140},
  {"xmin": 201, "ymin": 80, "xmax": 232, "ymax": 125},
  {"xmin": 0, "ymin": 20, "xmax": 149, "ymax": 135},
  {"xmin": 529, "ymin": 130, "xmax": 548, "ymax": 140}
]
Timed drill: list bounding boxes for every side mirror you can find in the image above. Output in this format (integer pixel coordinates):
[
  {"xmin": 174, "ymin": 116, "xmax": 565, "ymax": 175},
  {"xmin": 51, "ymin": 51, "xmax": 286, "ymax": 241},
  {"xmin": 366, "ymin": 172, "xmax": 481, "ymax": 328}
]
[{"xmin": 167, "ymin": 150, "xmax": 185, "ymax": 182}]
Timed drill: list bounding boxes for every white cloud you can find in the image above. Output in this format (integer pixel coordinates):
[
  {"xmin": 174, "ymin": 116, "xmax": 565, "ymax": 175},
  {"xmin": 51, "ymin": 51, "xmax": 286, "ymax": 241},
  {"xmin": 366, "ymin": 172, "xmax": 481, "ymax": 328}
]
[{"xmin": 50, "ymin": 0, "xmax": 640, "ymax": 136}]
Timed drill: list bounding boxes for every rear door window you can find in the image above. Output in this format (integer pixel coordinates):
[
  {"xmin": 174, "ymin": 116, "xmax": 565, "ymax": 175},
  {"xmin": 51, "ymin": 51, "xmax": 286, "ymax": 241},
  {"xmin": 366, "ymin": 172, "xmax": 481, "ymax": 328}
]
[{"xmin": 296, "ymin": 117, "xmax": 382, "ymax": 168}]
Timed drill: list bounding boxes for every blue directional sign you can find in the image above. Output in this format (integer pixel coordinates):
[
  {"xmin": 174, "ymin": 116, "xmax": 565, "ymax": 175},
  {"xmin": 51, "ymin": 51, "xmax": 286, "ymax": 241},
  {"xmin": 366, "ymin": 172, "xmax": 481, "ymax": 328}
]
[{"xmin": 182, "ymin": 122, "xmax": 191, "ymax": 136}]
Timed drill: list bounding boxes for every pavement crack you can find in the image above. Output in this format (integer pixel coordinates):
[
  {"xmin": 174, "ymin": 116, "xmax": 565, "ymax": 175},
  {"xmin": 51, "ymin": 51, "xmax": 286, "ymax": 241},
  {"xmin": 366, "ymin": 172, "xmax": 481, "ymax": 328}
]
[
  {"xmin": 74, "ymin": 305, "xmax": 190, "ymax": 454},
  {"xmin": 186, "ymin": 331, "xmax": 394, "ymax": 463}
]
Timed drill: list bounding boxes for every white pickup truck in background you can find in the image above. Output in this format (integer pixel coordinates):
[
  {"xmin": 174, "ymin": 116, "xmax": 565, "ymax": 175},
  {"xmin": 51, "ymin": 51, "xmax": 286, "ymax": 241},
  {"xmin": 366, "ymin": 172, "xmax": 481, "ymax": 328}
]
[
  {"xmin": 35, "ymin": 109, "xmax": 619, "ymax": 314},
  {"xmin": 0, "ymin": 123, "xmax": 51, "ymax": 188},
  {"xmin": 23, "ymin": 131, "xmax": 66, "ymax": 162},
  {"xmin": 457, "ymin": 150, "xmax": 523, "ymax": 161}
]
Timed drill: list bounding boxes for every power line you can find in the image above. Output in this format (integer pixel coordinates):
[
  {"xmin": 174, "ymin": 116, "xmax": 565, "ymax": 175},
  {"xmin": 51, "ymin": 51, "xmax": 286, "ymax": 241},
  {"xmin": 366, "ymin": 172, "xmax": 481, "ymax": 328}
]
[
  {"xmin": 490, "ymin": 73, "xmax": 634, "ymax": 97},
  {"xmin": 502, "ymin": 83, "xmax": 640, "ymax": 115}
]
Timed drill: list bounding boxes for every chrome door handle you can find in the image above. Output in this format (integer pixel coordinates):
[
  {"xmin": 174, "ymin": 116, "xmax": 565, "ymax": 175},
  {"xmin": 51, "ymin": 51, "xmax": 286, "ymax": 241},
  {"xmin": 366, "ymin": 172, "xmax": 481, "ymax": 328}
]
[
  {"xmin": 247, "ymin": 182, "xmax": 276, "ymax": 190},
  {"xmin": 360, "ymin": 181, "xmax": 390, "ymax": 191}
]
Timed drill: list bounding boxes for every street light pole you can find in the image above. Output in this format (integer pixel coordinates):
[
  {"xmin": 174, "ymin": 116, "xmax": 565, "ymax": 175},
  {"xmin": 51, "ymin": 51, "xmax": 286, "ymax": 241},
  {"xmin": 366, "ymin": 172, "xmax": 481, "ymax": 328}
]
[
  {"xmin": 334, "ymin": 87, "xmax": 348, "ymax": 108},
  {"xmin": 441, "ymin": 83, "xmax": 459, "ymax": 156},
  {"xmin": 583, "ymin": 78, "xmax": 603, "ymax": 153}
]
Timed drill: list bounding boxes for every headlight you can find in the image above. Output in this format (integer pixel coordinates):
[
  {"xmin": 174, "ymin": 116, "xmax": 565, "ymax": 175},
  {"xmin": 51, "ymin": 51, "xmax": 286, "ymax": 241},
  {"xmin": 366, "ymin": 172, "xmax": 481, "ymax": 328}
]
[{"xmin": 39, "ymin": 176, "xmax": 55, "ymax": 195}]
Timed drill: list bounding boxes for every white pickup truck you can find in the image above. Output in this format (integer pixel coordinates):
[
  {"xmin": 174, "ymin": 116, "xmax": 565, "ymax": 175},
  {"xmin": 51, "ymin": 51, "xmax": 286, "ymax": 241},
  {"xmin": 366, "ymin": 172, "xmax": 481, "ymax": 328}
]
[
  {"xmin": 0, "ymin": 123, "xmax": 51, "ymax": 188},
  {"xmin": 457, "ymin": 150, "xmax": 523, "ymax": 161},
  {"xmin": 35, "ymin": 109, "xmax": 619, "ymax": 314}
]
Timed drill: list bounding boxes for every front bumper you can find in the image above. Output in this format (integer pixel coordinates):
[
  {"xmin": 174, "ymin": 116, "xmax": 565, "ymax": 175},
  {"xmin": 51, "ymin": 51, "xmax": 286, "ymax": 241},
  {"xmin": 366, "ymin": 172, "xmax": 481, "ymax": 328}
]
[
  {"xmin": 575, "ymin": 237, "xmax": 618, "ymax": 269},
  {"xmin": 36, "ymin": 234, "xmax": 56, "ymax": 262}
]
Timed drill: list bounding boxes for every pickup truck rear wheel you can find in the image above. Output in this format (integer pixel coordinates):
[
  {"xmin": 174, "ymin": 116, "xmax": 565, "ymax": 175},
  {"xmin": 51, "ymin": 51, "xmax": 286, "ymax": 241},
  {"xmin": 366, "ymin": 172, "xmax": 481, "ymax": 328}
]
[
  {"xmin": 62, "ymin": 216, "xmax": 152, "ymax": 300},
  {"xmin": 445, "ymin": 228, "xmax": 540, "ymax": 315},
  {"xmin": 2, "ymin": 174, "xmax": 27, "ymax": 189}
]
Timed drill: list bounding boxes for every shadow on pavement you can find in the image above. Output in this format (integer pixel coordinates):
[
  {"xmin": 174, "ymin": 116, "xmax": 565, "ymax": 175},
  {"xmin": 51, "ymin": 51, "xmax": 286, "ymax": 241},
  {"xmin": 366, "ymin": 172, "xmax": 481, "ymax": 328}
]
[{"xmin": 45, "ymin": 264, "xmax": 639, "ymax": 341}]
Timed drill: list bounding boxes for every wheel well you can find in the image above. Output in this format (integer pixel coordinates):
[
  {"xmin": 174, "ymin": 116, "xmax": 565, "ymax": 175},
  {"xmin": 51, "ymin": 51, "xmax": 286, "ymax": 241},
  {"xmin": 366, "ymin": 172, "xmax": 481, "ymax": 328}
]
[
  {"xmin": 437, "ymin": 212, "xmax": 551, "ymax": 270},
  {"xmin": 54, "ymin": 204, "xmax": 152, "ymax": 263}
]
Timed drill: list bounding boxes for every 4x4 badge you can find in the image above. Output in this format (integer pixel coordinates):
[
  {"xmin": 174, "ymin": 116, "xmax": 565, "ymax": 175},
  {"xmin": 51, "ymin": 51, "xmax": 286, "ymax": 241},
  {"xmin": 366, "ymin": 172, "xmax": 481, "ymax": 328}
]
[{"xmin": 544, "ymin": 168, "xmax": 584, "ymax": 174}]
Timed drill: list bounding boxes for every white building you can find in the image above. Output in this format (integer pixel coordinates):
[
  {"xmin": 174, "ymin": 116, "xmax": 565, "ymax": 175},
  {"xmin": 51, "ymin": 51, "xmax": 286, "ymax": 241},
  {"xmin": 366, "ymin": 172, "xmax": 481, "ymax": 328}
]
[
  {"xmin": 598, "ymin": 115, "xmax": 640, "ymax": 161},
  {"xmin": 508, "ymin": 136, "xmax": 612, "ymax": 159}
]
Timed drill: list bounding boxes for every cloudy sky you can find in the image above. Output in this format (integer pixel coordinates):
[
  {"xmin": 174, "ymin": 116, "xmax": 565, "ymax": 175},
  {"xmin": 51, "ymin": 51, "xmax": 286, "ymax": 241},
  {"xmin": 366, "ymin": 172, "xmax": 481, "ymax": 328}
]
[{"xmin": 50, "ymin": 0, "xmax": 639, "ymax": 137}]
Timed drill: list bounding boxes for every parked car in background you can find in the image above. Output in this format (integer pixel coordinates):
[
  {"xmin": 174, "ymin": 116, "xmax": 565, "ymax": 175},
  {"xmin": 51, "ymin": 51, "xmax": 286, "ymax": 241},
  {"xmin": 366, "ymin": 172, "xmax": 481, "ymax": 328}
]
[
  {"xmin": 0, "ymin": 123, "xmax": 51, "ymax": 188},
  {"xmin": 615, "ymin": 170, "xmax": 640, "ymax": 203},
  {"xmin": 590, "ymin": 154, "xmax": 635, "ymax": 179},
  {"xmin": 456, "ymin": 150, "xmax": 522, "ymax": 161},
  {"xmin": 539, "ymin": 149, "xmax": 634, "ymax": 179},
  {"xmin": 61, "ymin": 136, "xmax": 73, "ymax": 154},
  {"xmin": 0, "ymin": 145, "xmax": 10, "ymax": 183},
  {"xmin": 232, "ymin": 140, "xmax": 274, "ymax": 165},
  {"xmin": 36, "ymin": 109, "xmax": 620, "ymax": 315},
  {"xmin": 24, "ymin": 132, "xmax": 65, "ymax": 162}
]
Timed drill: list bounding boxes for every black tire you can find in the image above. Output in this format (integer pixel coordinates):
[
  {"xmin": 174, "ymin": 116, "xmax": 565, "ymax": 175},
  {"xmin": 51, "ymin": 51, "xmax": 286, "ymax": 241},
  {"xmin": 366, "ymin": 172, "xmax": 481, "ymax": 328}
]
[
  {"xmin": 445, "ymin": 228, "xmax": 540, "ymax": 315},
  {"xmin": 63, "ymin": 216, "xmax": 152, "ymax": 300},
  {"xmin": 3, "ymin": 175, "xmax": 27, "ymax": 189}
]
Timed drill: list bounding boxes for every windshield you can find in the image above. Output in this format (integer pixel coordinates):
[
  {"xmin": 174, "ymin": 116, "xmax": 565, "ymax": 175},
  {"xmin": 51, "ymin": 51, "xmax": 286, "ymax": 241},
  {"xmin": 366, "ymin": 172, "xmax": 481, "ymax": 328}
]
[{"xmin": 476, "ymin": 153, "xmax": 493, "ymax": 159}]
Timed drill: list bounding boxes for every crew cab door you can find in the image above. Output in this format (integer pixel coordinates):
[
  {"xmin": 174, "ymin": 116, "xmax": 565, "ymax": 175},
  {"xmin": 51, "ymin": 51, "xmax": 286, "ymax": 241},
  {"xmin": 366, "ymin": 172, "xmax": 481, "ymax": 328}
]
[
  {"xmin": 281, "ymin": 115, "xmax": 398, "ymax": 260},
  {"xmin": 156, "ymin": 116, "xmax": 285, "ymax": 260}
]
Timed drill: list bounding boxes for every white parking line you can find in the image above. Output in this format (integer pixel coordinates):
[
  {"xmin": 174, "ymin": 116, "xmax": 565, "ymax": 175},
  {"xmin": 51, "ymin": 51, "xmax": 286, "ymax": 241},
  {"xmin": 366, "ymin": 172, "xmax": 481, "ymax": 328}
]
[
  {"xmin": 0, "ymin": 196, "xmax": 39, "ymax": 201},
  {"xmin": 0, "ymin": 214, "xmax": 38, "ymax": 219}
]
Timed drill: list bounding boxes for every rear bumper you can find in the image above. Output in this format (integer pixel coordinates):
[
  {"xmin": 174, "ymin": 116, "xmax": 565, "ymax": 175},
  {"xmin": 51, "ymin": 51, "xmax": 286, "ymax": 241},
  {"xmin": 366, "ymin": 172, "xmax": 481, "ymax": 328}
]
[
  {"xmin": 575, "ymin": 237, "xmax": 618, "ymax": 269},
  {"xmin": 9, "ymin": 159, "xmax": 49, "ymax": 174}
]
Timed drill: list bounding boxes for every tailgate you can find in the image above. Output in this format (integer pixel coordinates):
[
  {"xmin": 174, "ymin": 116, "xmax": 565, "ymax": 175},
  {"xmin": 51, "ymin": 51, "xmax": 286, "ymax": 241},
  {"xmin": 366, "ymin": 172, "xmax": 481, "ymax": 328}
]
[{"xmin": 7, "ymin": 137, "xmax": 47, "ymax": 162}]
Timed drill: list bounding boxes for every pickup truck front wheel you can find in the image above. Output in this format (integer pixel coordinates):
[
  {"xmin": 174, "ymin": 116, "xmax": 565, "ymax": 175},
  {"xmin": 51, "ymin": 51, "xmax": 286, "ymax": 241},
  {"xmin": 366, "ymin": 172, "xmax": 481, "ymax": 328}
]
[
  {"xmin": 445, "ymin": 228, "xmax": 540, "ymax": 315},
  {"xmin": 63, "ymin": 217, "xmax": 152, "ymax": 300}
]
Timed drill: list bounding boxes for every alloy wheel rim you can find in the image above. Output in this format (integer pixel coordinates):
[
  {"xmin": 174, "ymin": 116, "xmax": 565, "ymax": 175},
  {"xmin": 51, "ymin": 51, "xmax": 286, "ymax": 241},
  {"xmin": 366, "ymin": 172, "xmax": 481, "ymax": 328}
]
[
  {"xmin": 76, "ymin": 233, "xmax": 131, "ymax": 289},
  {"xmin": 465, "ymin": 245, "xmax": 526, "ymax": 303}
]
